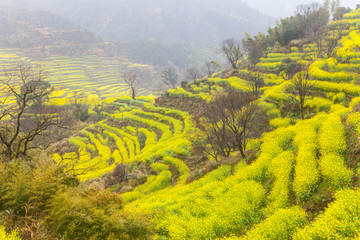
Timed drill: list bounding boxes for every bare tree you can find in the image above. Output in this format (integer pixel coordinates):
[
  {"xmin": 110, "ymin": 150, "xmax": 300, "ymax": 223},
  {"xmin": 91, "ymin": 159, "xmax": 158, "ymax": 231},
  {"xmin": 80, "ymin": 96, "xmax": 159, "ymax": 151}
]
[
  {"xmin": 186, "ymin": 67, "xmax": 202, "ymax": 82},
  {"xmin": 0, "ymin": 61, "xmax": 61, "ymax": 161},
  {"xmin": 243, "ymin": 69, "xmax": 265, "ymax": 97},
  {"xmin": 57, "ymin": 149, "xmax": 103, "ymax": 177},
  {"xmin": 296, "ymin": 2, "xmax": 329, "ymax": 39},
  {"xmin": 288, "ymin": 70, "xmax": 313, "ymax": 120},
  {"xmin": 122, "ymin": 72, "xmax": 137, "ymax": 100},
  {"xmin": 242, "ymin": 33, "xmax": 267, "ymax": 65},
  {"xmin": 202, "ymin": 61, "xmax": 221, "ymax": 76},
  {"xmin": 220, "ymin": 38, "xmax": 244, "ymax": 69},
  {"xmin": 161, "ymin": 67, "xmax": 178, "ymax": 89},
  {"xmin": 279, "ymin": 58, "xmax": 303, "ymax": 79},
  {"xmin": 324, "ymin": 24, "xmax": 345, "ymax": 58},
  {"xmin": 193, "ymin": 88, "xmax": 261, "ymax": 159},
  {"xmin": 249, "ymin": 72, "xmax": 265, "ymax": 97},
  {"xmin": 71, "ymin": 91, "xmax": 89, "ymax": 122}
]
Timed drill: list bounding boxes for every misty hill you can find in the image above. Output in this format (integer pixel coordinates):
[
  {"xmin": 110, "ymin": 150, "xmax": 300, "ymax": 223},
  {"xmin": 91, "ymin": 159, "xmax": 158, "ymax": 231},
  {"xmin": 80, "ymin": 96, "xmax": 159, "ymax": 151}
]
[
  {"xmin": 0, "ymin": 7, "xmax": 163, "ymax": 89},
  {"xmin": 116, "ymin": 39, "xmax": 220, "ymax": 69},
  {"xmin": 246, "ymin": 0, "xmax": 357, "ymax": 18},
  {"xmin": 1, "ymin": 0, "xmax": 275, "ymax": 48},
  {"xmin": 0, "ymin": 0, "xmax": 274, "ymax": 69},
  {"xmin": 0, "ymin": 7, "xmax": 118, "ymax": 58}
]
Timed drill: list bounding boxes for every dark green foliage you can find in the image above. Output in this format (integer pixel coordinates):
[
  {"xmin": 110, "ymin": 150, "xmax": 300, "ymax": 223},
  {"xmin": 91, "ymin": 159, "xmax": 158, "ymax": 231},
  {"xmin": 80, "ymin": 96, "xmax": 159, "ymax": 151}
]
[
  {"xmin": 244, "ymin": 2, "xmax": 330, "ymax": 51},
  {"xmin": 23, "ymin": 0, "xmax": 273, "ymax": 48},
  {"xmin": 243, "ymin": 33, "xmax": 267, "ymax": 65},
  {"xmin": 161, "ymin": 67, "xmax": 179, "ymax": 89},
  {"xmin": 71, "ymin": 92, "xmax": 90, "ymax": 122},
  {"xmin": 0, "ymin": 158, "xmax": 153, "ymax": 239},
  {"xmin": 49, "ymin": 187, "xmax": 153, "ymax": 240},
  {"xmin": 180, "ymin": 81, "xmax": 188, "ymax": 88},
  {"xmin": 118, "ymin": 39, "xmax": 222, "ymax": 69},
  {"xmin": 0, "ymin": 158, "xmax": 78, "ymax": 238},
  {"xmin": 221, "ymin": 38, "xmax": 244, "ymax": 69},
  {"xmin": 0, "ymin": 159, "xmax": 77, "ymax": 214},
  {"xmin": 280, "ymin": 58, "xmax": 303, "ymax": 79},
  {"xmin": 0, "ymin": 7, "xmax": 102, "ymax": 55}
]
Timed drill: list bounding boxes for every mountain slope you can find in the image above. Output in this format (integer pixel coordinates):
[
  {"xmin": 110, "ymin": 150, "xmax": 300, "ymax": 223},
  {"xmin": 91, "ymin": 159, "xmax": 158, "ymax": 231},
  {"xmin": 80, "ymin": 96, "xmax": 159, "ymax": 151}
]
[
  {"xmin": 2, "ymin": 5, "xmax": 360, "ymax": 240},
  {"xmin": 0, "ymin": 0, "xmax": 275, "ymax": 48},
  {"xmin": 0, "ymin": 7, "xmax": 161, "ymax": 90},
  {"xmin": 0, "ymin": 7, "xmax": 109, "ymax": 58}
]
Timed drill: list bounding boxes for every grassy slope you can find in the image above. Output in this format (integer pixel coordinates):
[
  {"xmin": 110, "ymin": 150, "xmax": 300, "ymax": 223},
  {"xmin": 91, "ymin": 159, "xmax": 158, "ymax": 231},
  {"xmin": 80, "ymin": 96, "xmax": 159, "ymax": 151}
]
[
  {"xmin": 3, "ymin": 8, "xmax": 360, "ymax": 240},
  {"xmin": 115, "ymin": 9, "xmax": 360, "ymax": 239},
  {"xmin": 0, "ymin": 49, "xmax": 157, "ymax": 106}
]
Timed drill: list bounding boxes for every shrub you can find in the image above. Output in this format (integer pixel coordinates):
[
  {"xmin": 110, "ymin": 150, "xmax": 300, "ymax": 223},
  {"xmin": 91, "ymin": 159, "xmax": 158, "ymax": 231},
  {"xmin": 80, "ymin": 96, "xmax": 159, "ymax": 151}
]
[
  {"xmin": 49, "ymin": 187, "xmax": 153, "ymax": 239},
  {"xmin": 162, "ymin": 156, "xmax": 190, "ymax": 184},
  {"xmin": 319, "ymin": 114, "xmax": 353, "ymax": 189},
  {"xmin": 265, "ymin": 150, "xmax": 295, "ymax": 214},
  {"xmin": 309, "ymin": 59, "xmax": 355, "ymax": 82},
  {"xmin": 269, "ymin": 117, "xmax": 291, "ymax": 128},
  {"xmin": 241, "ymin": 207, "xmax": 307, "ymax": 240},
  {"xmin": 293, "ymin": 124, "xmax": 320, "ymax": 202},
  {"xmin": 0, "ymin": 226, "xmax": 21, "ymax": 240},
  {"xmin": 293, "ymin": 188, "xmax": 360, "ymax": 239},
  {"xmin": 258, "ymin": 101, "xmax": 281, "ymax": 118},
  {"xmin": 305, "ymin": 97, "xmax": 332, "ymax": 111}
]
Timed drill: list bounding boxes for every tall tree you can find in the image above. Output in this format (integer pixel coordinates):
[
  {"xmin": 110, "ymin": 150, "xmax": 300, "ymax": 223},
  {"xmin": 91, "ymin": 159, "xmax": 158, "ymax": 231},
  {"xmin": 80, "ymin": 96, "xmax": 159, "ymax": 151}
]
[
  {"xmin": 185, "ymin": 67, "xmax": 202, "ymax": 82},
  {"xmin": 296, "ymin": 2, "xmax": 329, "ymax": 39},
  {"xmin": 202, "ymin": 61, "xmax": 220, "ymax": 76},
  {"xmin": 220, "ymin": 38, "xmax": 244, "ymax": 69},
  {"xmin": 194, "ymin": 88, "xmax": 263, "ymax": 159},
  {"xmin": 248, "ymin": 72, "xmax": 265, "ymax": 97},
  {"xmin": 122, "ymin": 72, "xmax": 138, "ymax": 100},
  {"xmin": 71, "ymin": 91, "xmax": 89, "ymax": 122},
  {"xmin": 242, "ymin": 33, "xmax": 267, "ymax": 65},
  {"xmin": 313, "ymin": 21, "xmax": 349, "ymax": 58},
  {"xmin": 288, "ymin": 70, "xmax": 313, "ymax": 120},
  {"xmin": 161, "ymin": 67, "xmax": 179, "ymax": 89},
  {"xmin": 0, "ymin": 61, "xmax": 61, "ymax": 161}
]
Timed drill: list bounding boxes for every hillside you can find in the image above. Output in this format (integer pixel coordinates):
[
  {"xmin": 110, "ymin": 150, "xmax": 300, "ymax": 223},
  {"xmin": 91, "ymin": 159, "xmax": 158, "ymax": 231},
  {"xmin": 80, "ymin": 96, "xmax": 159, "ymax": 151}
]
[
  {"xmin": 2, "ymin": 5, "xmax": 360, "ymax": 240},
  {"xmin": 116, "ymin": 39, "xmax": 220, "ymax": 69},
  {"xmin": 0, "ymin": 7, "xmax": 162, "ymax": 90},
  {"xmin": 1, "ymin": 0, "xmax": 274, "ymax": 47},
  {"xmin": 0, "ymin": 49, "xmax": 160, "ymax": 100},
  {"xmin": 246, "ymin": 0, "xmax": 357, "ymax": 18},
  {"xmin": 55, "ymin": 7, "xmax": 360, "ymax": 238},
  {"xmin": 0, "ymin": 0, "xmax": 274, "ymax": 68},
  {"xmin": 0, "ymin": 7, "xmax": 107, "ymax": 58}
]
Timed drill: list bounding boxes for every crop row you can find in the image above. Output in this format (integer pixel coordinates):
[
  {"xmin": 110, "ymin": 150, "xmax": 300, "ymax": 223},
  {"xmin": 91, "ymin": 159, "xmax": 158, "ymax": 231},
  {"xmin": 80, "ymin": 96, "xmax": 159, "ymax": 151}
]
[
  {"xmin": 319, "ymin": 114, "xmax": 352, "ymax": 189},
  {"xmin": 293, "ymin": 122, "xmax": 320, "ymax": 202}
]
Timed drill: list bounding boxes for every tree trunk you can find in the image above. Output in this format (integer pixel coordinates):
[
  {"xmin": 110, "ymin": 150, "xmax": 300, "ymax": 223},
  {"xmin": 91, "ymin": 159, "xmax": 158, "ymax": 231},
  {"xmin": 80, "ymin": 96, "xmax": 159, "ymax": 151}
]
[
  {"xmin": 131, "ymin": 87, "xmax": 136, "ymax": 100},
  {"xmin": 6, "ymin": 145, "xmax": 12, "ymax": 162},
  {"xmin": 239, "ymin": 145, "xmax": 246, "ymax": 158}
]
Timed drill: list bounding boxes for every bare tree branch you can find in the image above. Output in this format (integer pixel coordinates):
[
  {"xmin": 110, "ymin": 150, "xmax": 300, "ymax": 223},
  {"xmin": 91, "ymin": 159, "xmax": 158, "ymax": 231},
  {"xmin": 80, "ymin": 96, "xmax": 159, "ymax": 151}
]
[
  {"xmin": 220, "ymin": 38, "xmax": 244, "ymax": 69},
  {"xmin": 0, "ymin": 61, "xmax": 61, "ymax": 162},
  {"xmin": 122, "ymin": 72, "xmax": 137, "ymax": 100}
]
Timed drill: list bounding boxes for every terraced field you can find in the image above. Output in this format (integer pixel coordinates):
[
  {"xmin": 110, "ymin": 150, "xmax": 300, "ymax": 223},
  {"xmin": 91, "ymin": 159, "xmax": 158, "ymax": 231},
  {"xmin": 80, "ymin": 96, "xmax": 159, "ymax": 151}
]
[
  {"xmin": 3, "ymin": 8, "xmax": 360, "ymax": 240},
  {"xmin": 91, "ymin": 8, "xmax": 360, "ymax": 239},
  {"xmin": 0, "ymin": 49, "xmax": 155, "ymax": 106},
  {"xmin": 54, "ymin": 96, "xmax": 193, "ymax": 191}
]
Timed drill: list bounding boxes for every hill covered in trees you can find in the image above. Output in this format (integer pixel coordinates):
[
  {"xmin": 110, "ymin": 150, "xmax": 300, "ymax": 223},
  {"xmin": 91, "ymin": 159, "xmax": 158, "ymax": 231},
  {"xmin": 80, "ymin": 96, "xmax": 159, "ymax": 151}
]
[
  {"xmin": 0, "ymin": 7, "xmax": 107, "ymax": 57},
  {"xmin": 2, "ymin": 1, "xmax": 360, "ymax": 240},
  {"xmin": 0, "ymin": 7, "xmax": 164, "ymax": 90},
  {"xmin": 0, "ymin": 0, "xmax": 274, "ymax": 47},
  {"xmin": 0, "ymin": 0, "xmax": 274, "ymax": 68}
]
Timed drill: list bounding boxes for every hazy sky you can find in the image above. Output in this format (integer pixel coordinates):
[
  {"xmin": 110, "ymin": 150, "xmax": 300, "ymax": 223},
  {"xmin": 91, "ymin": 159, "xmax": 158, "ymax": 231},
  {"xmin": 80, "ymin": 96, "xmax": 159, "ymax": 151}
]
[{"xmin": 246, "ymin": 0, "xmax": 358, "ymax": 18}]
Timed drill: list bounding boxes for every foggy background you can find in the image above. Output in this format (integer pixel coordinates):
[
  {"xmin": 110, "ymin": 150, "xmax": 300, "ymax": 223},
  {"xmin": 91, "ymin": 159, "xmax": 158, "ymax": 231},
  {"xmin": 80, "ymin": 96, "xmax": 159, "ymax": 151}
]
[
  {"xmin": 0, "ymin": 0, "xmax": 356, "ymax": 76},
  {"xmin": 246, "ymin": 0, "xmax": 358, "ymax": 18}
]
